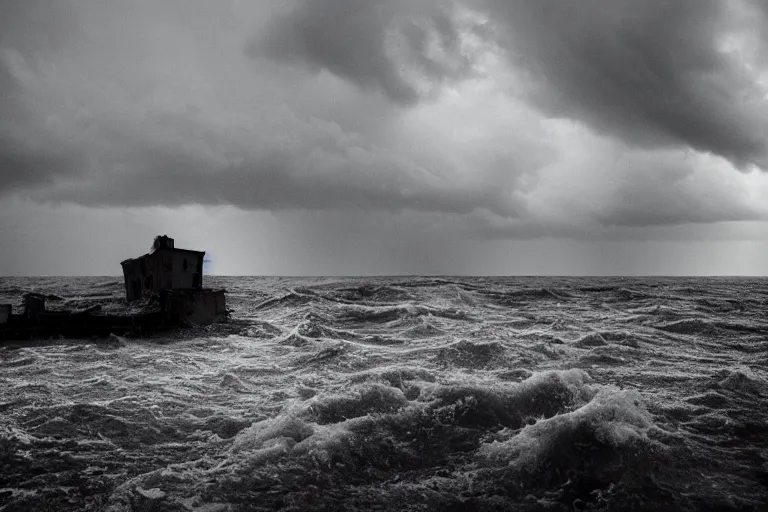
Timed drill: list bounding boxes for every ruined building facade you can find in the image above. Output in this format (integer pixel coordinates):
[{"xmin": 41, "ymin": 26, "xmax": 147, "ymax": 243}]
[{"xmin": 120, "ymin": 235, "xmax": 205, "ymax": 302}]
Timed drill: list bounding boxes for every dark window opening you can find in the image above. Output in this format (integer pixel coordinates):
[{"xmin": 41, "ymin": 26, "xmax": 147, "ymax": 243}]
[
  {"xmin": 192, "ymin": 273, "xmax": 200, "ymax": 289},
  {"xmin": 183, "ymin": 259, "xmax": 188, "ymax": 272}
]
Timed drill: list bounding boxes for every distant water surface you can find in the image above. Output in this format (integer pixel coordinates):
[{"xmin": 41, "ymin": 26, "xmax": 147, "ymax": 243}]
[{"xmin": 1, "ymin": 276, "xmax": 767, "ymax": 511}]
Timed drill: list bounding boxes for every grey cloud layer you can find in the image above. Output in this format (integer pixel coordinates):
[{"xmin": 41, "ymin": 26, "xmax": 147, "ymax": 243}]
[
  {"xmin": 0, "ymin": 0, "xmax": 766, "ymax": 239},
  {"xmin": 0, "ymin": 48, "xmax": 513, "ymax": 217},
  {"xmin": 261, "ymin": 0, "xmax": 768, "ymax": 167},
  {"xmin": 252, "ymin": 0, "xmax": 475, "ymax": 105},
  {"xmin": 481, "ymin": 0, "xmax": 768, "ymax": 167}
]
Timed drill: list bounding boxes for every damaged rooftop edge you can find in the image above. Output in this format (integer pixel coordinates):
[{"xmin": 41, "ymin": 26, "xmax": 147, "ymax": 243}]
[{"xmin": 0, "ymin": 236, "xmax": 228, "ymax": 341}]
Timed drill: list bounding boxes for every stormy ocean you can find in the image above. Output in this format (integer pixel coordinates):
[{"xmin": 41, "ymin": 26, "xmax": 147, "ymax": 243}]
[{"xmin": 1, "ymin": 276, "xmax": 767, "ymax": 511}]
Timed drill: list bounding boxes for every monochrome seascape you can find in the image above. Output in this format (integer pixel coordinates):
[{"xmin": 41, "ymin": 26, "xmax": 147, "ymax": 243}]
[{"xmin": 1, "ymin": 276, "xmax": 767, "ymax": 511}]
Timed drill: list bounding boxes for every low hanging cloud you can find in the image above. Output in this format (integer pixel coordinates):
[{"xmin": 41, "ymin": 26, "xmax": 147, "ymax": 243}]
[{"xmin": 0, "ymin": 46, "xmax": 516, "ymax": 218}]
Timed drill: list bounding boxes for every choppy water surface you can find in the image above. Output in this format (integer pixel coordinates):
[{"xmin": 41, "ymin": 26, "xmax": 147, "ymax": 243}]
[{"xmin": 1, "ymin": 276, "xmax": 767, "ymax": 511}]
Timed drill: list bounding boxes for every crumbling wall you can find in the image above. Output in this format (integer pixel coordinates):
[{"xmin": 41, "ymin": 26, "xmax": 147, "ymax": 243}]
[{"xmin": 122, "ymin": 253, "xmax": 164, "ymax": 301}]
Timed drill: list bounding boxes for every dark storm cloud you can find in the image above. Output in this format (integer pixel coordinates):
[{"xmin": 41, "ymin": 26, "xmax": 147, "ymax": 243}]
[
  {"xmin": 0, "ymin": 46, "xmax": 515, "ymax": 218},
  {"xmin": 0, "ymin": 52, "xmax": 87, "ymax": 193},
  {"xmin": 0, "ymin": 138, "xmax": 85, "ymax": 194},
  {"xmin": 478, "ymin": 0, "xmax": 768, "ymax": 167},
  {"xmin": 0, "ymin": 0, "xmax": 767, "ymax": 242},
  {"xmin": 30, "ymin": 140, "xmax": 517, "ymax": 218},
  {"xmin": 250, "ymin": 0, "xmax": 474, "ymax": 105},
  {"xmin": 246, "ymin": 0, "xmax": 768, "ymax": 166}
]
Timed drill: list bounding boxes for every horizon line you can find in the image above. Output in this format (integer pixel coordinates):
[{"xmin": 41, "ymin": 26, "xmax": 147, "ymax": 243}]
[{"xmin": 1, "ymin": 274, "xmax": 766, "ymax": 278}]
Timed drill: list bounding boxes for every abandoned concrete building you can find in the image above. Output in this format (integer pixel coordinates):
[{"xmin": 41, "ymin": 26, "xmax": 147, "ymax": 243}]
[
  {"xmin": 1, "ymin": 235, "xmax": 227, "ymax": 340},
  {"xmin": 121, "ymin": 235, "xmax": 205, "ymax": 301},
  {"xmin": 121, "ymin": 235, "xmax": 227, "ymax": 325}
]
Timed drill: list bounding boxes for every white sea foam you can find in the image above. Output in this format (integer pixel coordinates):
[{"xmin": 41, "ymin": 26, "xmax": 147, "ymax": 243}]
[{"xmin": 1, "ymin": 276, "xmax": 766, "ymax": 511}]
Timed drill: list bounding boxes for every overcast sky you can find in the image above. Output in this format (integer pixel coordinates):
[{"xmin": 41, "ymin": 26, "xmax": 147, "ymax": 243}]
[{"xmin": 2, "ymin": 0, "xmax": 768, "ymax": 275}]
